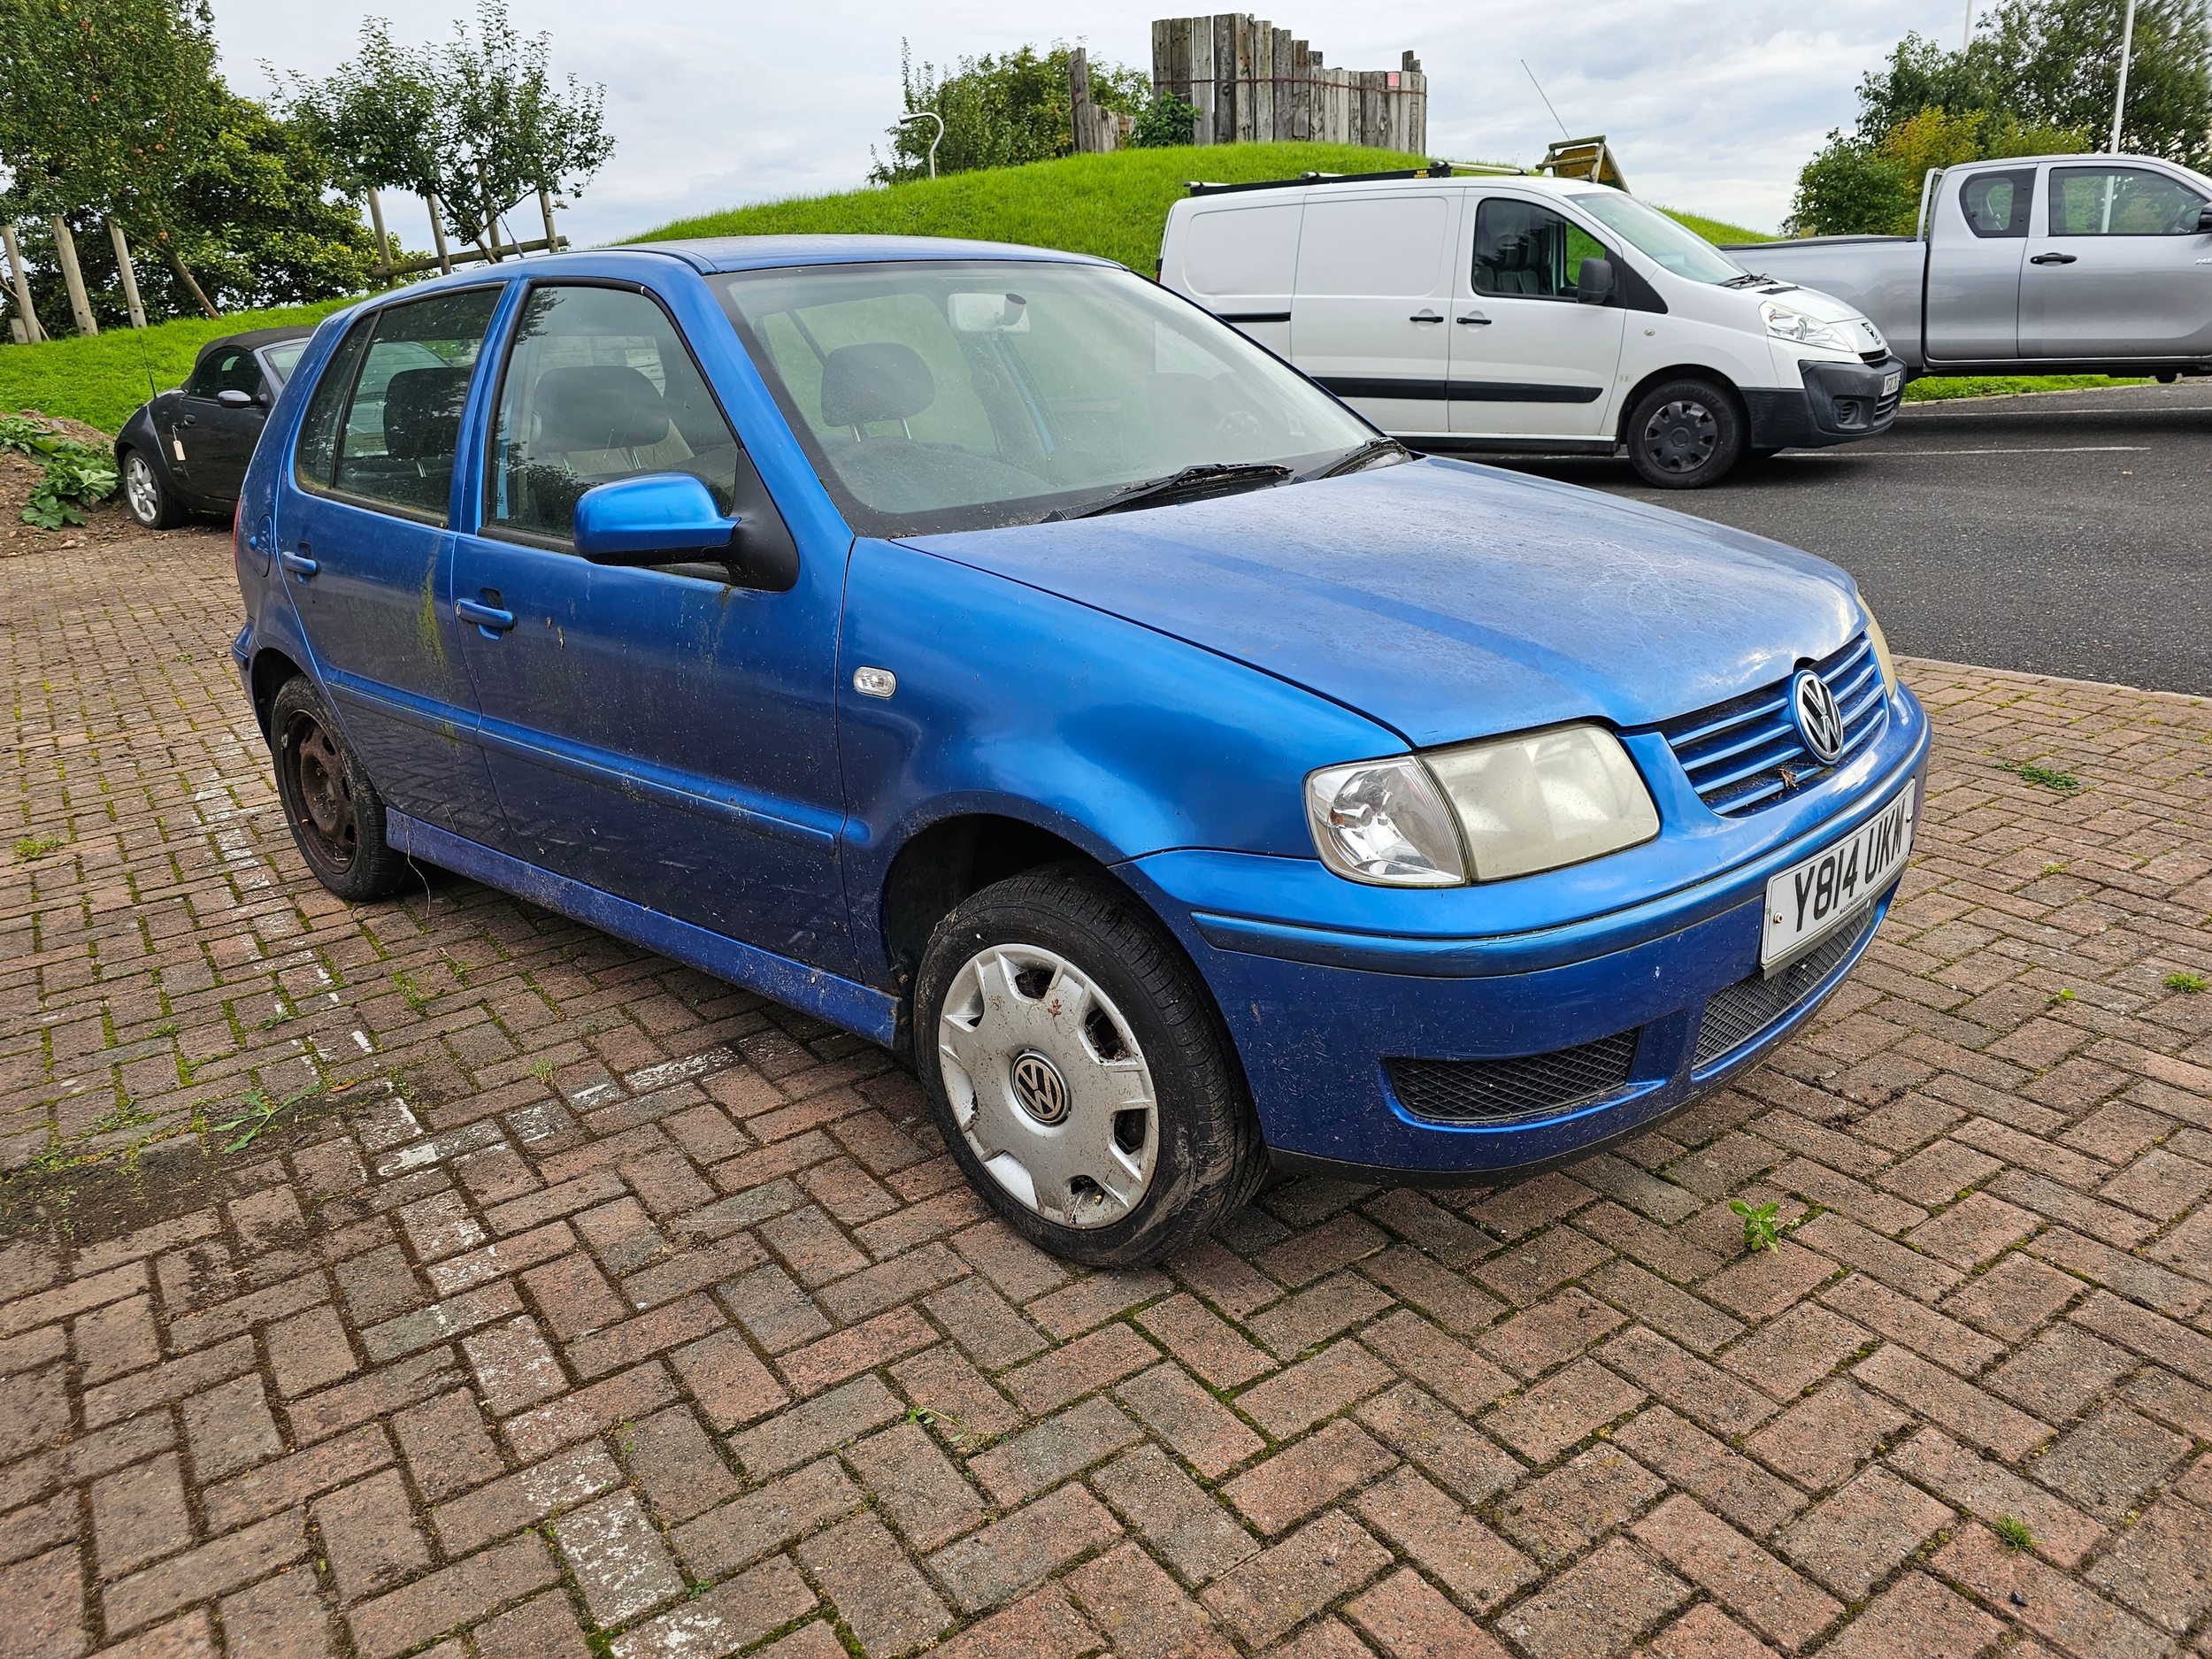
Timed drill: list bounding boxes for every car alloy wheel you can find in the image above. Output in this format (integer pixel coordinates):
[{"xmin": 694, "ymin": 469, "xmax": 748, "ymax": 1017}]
[
  {"xmin": 1641, "ymin": 398, "xmax": 1718, "ymax": 474},
  {"xmin": 123, "ymin": 452, "xmax": 164, "ymax": 526},
  {"xmin": 285, "ymin": 710, "xmax": 359, "ymax": 873},
  {"xmin": 935, "ymin": 941, "xmax": 1159, "ymax": 1228}
]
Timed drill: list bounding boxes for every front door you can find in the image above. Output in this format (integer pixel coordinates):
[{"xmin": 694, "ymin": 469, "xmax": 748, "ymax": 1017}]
[
  {"xmin": 2020, "ymin": 163, "xmax": 2212, "ymax": 358},
  {"xmin": 1448, "ymin": 192, "xmax": 1626, "ymax": 438},
  {"xmin": 1927, "ymin": 166, "xmax": 2033, "ymax": 362},
  {"xmin": 278, "ymin": 287, "xmax": 508, "ymax": 844},
  {"xmin": 169, "ymin": 342, "xmax": 262, "ymax": 504},
  {"xmin": 1289, "ymin": 190, "xmax": 1460, "ymax": 436},
  {"xmin": 449, "ymin": 280, "xmax": 853, "ymax": 972}
]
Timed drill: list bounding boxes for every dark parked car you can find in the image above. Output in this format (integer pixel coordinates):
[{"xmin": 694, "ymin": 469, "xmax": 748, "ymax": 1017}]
[{"xmin": 115, "ymin": 326, "xmax": 317, "ymax": 528}]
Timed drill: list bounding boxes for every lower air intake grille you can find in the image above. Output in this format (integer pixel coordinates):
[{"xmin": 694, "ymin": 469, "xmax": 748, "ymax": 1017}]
[
  {"xmin": 1694, "ymin": 906, "xmax": 1878, "ymax": 1070},
  {"xmin": 1389, "ymin": 1030, "xmax": 1639, "ymax": 1125}
]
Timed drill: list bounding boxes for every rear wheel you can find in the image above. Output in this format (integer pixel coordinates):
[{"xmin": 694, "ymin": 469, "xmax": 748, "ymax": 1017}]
[
  {"xmin": 270, "ymin": 676, "xmax": 410, "ymax": 902},
  {"xmin": 1625, "ymin": 379, "xmax": 1745, "ymax": 488},
  {"xmin": 119, "ymin": 448, "xmax": 186, "ymax": 529},
  {"xmin": 915, "ymin": 865, "xmax": 1267, "ymax": 1266}
]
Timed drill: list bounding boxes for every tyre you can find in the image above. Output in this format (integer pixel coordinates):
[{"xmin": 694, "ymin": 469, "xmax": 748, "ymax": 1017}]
[
  {"xmin": 269, "ymin": 676, "xmax": 410, "ymax": 902},
  {"xmin": 915, "ymin": 864, "xmax": 1268, "ymax": 1266},
  {"xmin": 119, "ymin": 448, "xmax": 186, "ymax": 529},
  {"xmin": 1625, "ymin": 379, "xmax": 1746, "ymax": 488}
]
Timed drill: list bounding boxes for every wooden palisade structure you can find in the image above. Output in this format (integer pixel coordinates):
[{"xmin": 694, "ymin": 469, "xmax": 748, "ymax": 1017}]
[{"xmin": 1148, "ymin": 15, "xmax": 1426, "ymax": 152}]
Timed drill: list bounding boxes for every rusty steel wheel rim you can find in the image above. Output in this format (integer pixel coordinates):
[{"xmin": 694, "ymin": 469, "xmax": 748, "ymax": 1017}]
[{"xmin": 287, "ymin": 713, "xmax": 357, "ymax": 872}]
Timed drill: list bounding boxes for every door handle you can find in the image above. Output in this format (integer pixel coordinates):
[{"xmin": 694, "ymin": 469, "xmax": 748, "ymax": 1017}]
[
  {"xmin": 1456, "ymin": 313, "xmax": 1493, "ymax": 326},
  {"xmin": 457, "ymin": 596, "xmax": 516, "ymax": 636},
  {"xmin": 1409, "ymin": 311, "xmax": 1444, "ymax": 323},
  {"xmin": 277, "ymin": 548, "xmax": 317, "ymax": 580},
  {"xmin": 2029, "ymin": 251, "xmax": 2078, "ymax": 265}
]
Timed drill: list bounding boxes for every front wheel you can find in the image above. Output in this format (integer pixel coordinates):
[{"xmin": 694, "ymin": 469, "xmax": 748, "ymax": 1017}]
[
  {"xmin": 915, "ymin": 866, "xmax": 1267, "ymax": 1266},
  {"xmin": 119, "ymin": 448, "xmax": 186, "ymax": 529},
  {"xmin": 1625, "ymin": 379, "xmax": 1745, "ymax": 488}
]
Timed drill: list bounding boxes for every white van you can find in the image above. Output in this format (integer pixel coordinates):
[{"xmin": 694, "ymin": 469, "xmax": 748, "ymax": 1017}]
[{"xmin": 1159, "ymin": 170, "xmax": 1905, "ymax": 487}]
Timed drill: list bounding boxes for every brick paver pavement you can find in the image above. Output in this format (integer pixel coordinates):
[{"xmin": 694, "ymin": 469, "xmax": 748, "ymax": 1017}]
[{"xmin": 4, "ymin": 522, "xmax": 2210, "ymax": 1659}]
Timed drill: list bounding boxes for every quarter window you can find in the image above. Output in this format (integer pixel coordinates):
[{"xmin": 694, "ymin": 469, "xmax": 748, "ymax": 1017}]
[
  {"xmin": 2048, "ymin": 165, "xmax": 2208, "ymax": 235},
  {"xmin": 1958, "ymin": 170, "xmax": 2035, "ymax": 238},
  {"xmin": 487, "ymin": 284, "xmax": 741, "ymax": 541},
  {"xmin": 1472, "ymin": 199, "xmax": 1609, "ymax": 299},
  {"xmin": 311, "ymin": 288, "xmax": 501, "ymax": 522}
]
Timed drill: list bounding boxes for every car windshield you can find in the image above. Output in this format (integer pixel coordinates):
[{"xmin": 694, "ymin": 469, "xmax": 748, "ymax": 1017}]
[
  {"xmin": 716, "ymin": 259, "xmax": 1380, "ymax": 536},
  {"xmin": 263, "ymin": 342, "xmax": 307, "ymax": 385},
  {"xmin": 1568, "ymin": 192, "xmax": 1749, "ymax": 285}
]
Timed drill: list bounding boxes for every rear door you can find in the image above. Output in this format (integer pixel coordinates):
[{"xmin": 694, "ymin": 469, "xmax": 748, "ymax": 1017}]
[
  {"xmin": 1289, "ymin": 189, "xmax": 1460, "ymax": 435},
  {"xmin": 1176, "ymin": 199, "xmax": 1302, "ymax": 356},
  {"xmin": 2020, "ymin": 163, "xmax": 2212, "ymax": 358},
  {"xmin": 1448, "ymin": 191, "xmax": 1626, "ymax": 438},
  {"xmin": 1926, "ymin": 166, "xmax": 2033, "ymax": 361}
]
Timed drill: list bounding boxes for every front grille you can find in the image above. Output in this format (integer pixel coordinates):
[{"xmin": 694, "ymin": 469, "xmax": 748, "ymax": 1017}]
[
  {"xmin": 1659, "ymin": 634, "xmax": 1888, "ymax": 817},
  {"xmin": 1388, "ymin": 1029, "xmax": 1639, "ymax": 1125},
  {"xmin": 1694, "ymin": 905, "xmax": 1878, "ymax": 1070},
  {"xmin": 1859, "ymin": 349, "xmax": 1889, "ymax": 366}
]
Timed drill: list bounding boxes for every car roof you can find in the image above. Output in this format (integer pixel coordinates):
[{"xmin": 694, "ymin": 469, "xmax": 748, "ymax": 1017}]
[
  {"xmin": 1177, "ymin": 173, "xmax": 1606, "ymax": 208},
  {"xmin": 626, "ymin": 234, "xmax": 1121, "ymax": 274},
  {"xmin": 194, "ymin": 325, "xmax": 319, "ymax": 365}
]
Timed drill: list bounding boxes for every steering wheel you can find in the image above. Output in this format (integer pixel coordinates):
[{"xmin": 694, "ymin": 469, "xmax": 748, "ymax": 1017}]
[
  {"xmin": 2173, "ymin": 197, "xmax": 2211, "ymax": 234},
  {"xmin": 1215, "ymin": 406, "xmax": 1264, "ymax": 442}
]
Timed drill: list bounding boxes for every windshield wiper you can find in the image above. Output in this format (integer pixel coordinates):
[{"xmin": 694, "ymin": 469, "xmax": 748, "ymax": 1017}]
[
  {"xmin": 1309, "ymin": 436, "xmax": 1412, "ymax": 479},
  {"xmin": 1720, "ymin": 272, "xmax": 1773, "ymax": 288},
  {"xmin": 1043, "ymin": 462, "xmax": 1292, "ymax": 521}
]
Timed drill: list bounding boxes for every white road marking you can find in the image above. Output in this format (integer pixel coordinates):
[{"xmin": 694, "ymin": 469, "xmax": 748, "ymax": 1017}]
[{"xmin": 1787, "ymin": 445, "xmax": 2151, "ymax": 458}]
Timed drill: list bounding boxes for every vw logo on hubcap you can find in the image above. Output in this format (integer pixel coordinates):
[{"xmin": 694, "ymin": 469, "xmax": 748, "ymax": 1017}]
[
  {"xmin": 1792, "ymin": 670, "xmax": 1846, "ymax": 764},
  {"xmin": 1010, "ymin": 1051, "xmax": 1071, "ymax": 1125}
]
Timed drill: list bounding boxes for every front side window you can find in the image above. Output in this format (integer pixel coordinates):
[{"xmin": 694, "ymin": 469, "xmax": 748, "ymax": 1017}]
[
  {"xmin": 488, "ymin": 284, "xmax": 741, "ymax": 541},
  {"xmin": 717, "ymin": 260, "xmax": 1374, "ymax": 537},
  {"xmin": 185, "ymin": 347, "xmax": 260, "ymax": 399},
  {"xmin": 1960, "ymin": 170, "xmax": 2035, "ymax": 238},
  {"xmin": 314, "ymin": 288, "xmax": 502, "ymax": 522},
  {"xmin": 1472, "ymin": 199, "xmax": 1609, "ymax": 299},
  {"xmin": 2048, "ymin": 165, "xmax": 2208, "ymax": 235}
]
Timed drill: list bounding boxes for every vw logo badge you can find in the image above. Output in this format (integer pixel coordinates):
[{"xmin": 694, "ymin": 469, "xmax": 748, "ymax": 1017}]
[
  {"xmin": 1010, "ymin": 1051, "xmax": 1071, "ymax": 1125},
  {"xmin": 1791, "ymin": 670, "xmax": 1846, "ymax": 765}
]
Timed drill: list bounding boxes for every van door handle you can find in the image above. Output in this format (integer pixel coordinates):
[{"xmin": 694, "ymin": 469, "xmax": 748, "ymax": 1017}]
[
  {"xmin": 277, "ymin": 548, "xmax": 317, "ymax": 580},
  {"xmin": 457, "ymin": 596, "xmax": 516, "ymax": 636},
  {"xmin": 1456, "ymin": 312, "xmax": 1493, "ymax": 325},
  {"xmin": 2029, "ymin": 251, "xmax": 2078, "ymax": 265},
  {"xmin": 1409, "ymin": 311, "xmax": 1444, "ymax": 323}
]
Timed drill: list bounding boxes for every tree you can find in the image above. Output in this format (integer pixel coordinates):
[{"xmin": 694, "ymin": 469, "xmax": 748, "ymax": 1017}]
[
  {"xmin": 870, "ymin": 40, "xmax": 1154, "ymax": 183},
  {"xmin": 280, "ymin": 19, "xmax": 445, "ymax": 213}
]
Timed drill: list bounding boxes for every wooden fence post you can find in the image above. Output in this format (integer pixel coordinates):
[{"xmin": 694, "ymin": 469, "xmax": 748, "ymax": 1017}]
[
  {"xmin": 3, "ymin": 224, "xmax": 45, "ymax": 342},
  {"xmin": 538, "ymin": 186, "xmax": 558, "ymax": 255},
  {"xmin": 50, "ymin": 218, "xmax": 97, "ymax": 335},
  {"xmin": 1070, "ymin": 46, "xmax": 1094, "ymax": 153},
  {"xmin": 1190, "ymin": 14, "xmax": 1214, "ymax": 143},
  {"xmin": 107, "ymin": 222, "xmax": 147, "ymax": 328},
  {"xmin": 426, "ymin": 196, "xmax": 453, "ymax": 273},
  {"xmin": 365, "ymin": 188, "xmax": 392, "ymax": 278}
]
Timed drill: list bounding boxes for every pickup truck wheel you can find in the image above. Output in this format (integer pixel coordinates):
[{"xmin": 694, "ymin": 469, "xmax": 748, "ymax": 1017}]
[
  {"xmin": 916, "ymin": 865, "xmax": 1267, "ymax": 1266},
  {"xmin": 270, "ymin": 676, "xmax": 411, "ymax": 902},
  {"xmin": 1625, "ymin": 379, "xmax": 1744, "ymax": 488},
  {"xmin": 119, "ymin": 448, "xmax": 186, "ymax": 529}
]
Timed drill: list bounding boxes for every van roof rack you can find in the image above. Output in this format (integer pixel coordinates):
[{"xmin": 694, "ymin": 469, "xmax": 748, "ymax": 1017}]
[{"xmin": 1185, "ymin": 164, "xmax": 1456, "ymax": 197}]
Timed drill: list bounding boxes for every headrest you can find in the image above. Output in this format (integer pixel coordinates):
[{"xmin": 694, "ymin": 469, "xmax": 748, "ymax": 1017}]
[
  {"xmin": 532, "ymin": 365, "xmax": 671, "ymax": 452},
  {"xmin": 382, "ymin": 366, "xmax": 472, "ymax": 461},
  {"xmin": 820, "ymin": 342, "xmax": 935, "ymax": 428}
]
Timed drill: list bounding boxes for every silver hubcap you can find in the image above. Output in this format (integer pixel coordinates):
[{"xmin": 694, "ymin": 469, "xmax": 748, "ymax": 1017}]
[
  {"xmin": 937, "ymin": 943, "xmax": 1158, "ymax": 1229},
  {"xmin": 126, "ymin": 455, "xmax": 160, "ymax": 522},
  {"xmin": 1642, "ymin": 399, "xmax": 1717, "ymax": 472}
]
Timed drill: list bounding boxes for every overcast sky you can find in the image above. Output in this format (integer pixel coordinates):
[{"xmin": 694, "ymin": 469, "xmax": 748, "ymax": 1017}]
[{"xmin": 212, "ymin": 0, "xmax": 1977, "ymax": 248}]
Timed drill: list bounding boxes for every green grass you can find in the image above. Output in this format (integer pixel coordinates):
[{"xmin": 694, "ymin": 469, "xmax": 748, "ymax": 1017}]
[
  {"xmin": 1666, "ymin": 209, "xmax": 1775, "ymax": 245},
  {"xmin": 0, "ymin": 299, "xmax": 354, "ymax": 434},
  {"xmin": 1905, "ymin": 373, "xmax": 2152, "ymax": 402}
]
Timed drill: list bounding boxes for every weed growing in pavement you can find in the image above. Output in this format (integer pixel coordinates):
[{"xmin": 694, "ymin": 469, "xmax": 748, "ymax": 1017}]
[
  {"xmin": 154, "ymin": 1021, "xmax": 180, "ymax": 1039},
  {"xmin": 211, "ymin": 1080, "xmax": 322, "ymax": 1153},
  {"xmin": 2167, "ymin": 972, "xmax": 2208, "ymax": 994},
  {"xmin": 394, "ymin": 971, "xmax": 431, "ymax": 1015},
  {"xmin": 1730, "ymin": 1198, "xmax": 1783, "ymax": 1254},
  {"xmin": 2000, "ymin": 758, "xmax": 2081, "ymax": 792},
  {"xmin": 2052, "ymin": 988, "xmax": 2076, "ymax": 1003},
  {"xmin": 526, "ymin": 1057, "xmax": 557, "ymax": 1083},
  {"xmin": 13, "ymin": 833, "xmax": 65, "ymax": 860},
  {"xmin": 907, "ymin": 1405, "xmax": 975, "ymax": 1446},
  {"xmin": 1993, "ymin": 1514, "xmax": 2036, "ymax": 1551}
]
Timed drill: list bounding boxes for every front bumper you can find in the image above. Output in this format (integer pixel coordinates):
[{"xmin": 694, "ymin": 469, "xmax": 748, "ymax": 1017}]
[
  {"xmin": 1123, "ymin": 690, "xmax": 1930, "ymax": 1179},
  {"xmin": 1744, "ymin": 356, "xmax": 1905, "ymax": 451}
]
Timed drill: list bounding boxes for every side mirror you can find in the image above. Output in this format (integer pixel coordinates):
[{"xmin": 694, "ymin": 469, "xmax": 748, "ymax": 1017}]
[
  {"xmin": 215, "ymin": 388, "xmax": 254, "ymax": 408},
  {"xmin": 1575, "ymin": 257, "xmax": 1616, "ymax": 305},
  {"xmin": 2198, "ymin": 204, "xmax": 2212, "ymax": 233},
  {"xmin": 572, "ymin": 472, "xmax": 740, "ymax": 566}
]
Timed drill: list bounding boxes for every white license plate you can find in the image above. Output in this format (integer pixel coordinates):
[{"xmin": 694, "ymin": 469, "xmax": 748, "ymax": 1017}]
[
  {"xmin": 1762, "ymin": 787, "xmax": 1915, "ymax": 969},
  {"xmin": 1882, "ymin": 372, "xmax": 1901, "ymax": 396}
]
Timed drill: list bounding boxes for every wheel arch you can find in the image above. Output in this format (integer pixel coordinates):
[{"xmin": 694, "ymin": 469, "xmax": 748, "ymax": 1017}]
[
  {"xmin": 874, "ymin": 811, "xmax": 1109, "ymax": 1000},
  {"xmin": 249, "ymin": 647, "xmax": 305, "ymax": 737}
]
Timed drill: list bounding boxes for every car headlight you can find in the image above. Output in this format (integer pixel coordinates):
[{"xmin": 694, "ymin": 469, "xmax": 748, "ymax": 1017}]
[
  {"xmin": 1761, "ymin": 301, "xmax": 1858, "ymax": 355},
  {"xmin": 1305, "ymin": 724, "xmax": 1660, "ymax": 887},
  {"xmin": 1863, "ymin": 603, "xmax": 1899, "ymax": 697}
]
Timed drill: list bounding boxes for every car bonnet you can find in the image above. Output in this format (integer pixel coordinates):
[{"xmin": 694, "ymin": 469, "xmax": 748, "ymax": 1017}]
[{"xmin": 898, "ymin": 458, "xmax": 1864, "ymax": 750}]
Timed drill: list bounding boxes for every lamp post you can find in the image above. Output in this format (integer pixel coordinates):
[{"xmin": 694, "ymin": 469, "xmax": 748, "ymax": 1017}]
[
  {"xmin": 898, "ymin": 111, "xmax": 944, "ymax": 180},
  {"xmin": 2109, "ymin": 0, "xmax": 2138, "ymax": 153}
]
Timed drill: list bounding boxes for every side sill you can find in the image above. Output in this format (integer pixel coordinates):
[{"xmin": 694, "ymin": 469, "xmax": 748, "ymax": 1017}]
[{"xmin": 388, "ymin": 812, "xmax": 899, "ymax": 1046}]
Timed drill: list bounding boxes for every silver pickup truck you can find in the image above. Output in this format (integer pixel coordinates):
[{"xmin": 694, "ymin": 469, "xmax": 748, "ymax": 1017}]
[{"xmin": 1724, "ymin": 152, "xmax": 2212, "ymax": 378}]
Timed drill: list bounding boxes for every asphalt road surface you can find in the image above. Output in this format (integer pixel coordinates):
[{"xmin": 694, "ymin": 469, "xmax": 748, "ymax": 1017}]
[{"xmin": 1481, "ymin": 380, "xmax": 2212, "ymax": 695}]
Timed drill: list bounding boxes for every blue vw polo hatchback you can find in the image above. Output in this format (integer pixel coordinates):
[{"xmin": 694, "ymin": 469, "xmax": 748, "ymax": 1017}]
[{"xmin": 232, "ymin": 238, "xmax": 1928, "ymax": 1264}]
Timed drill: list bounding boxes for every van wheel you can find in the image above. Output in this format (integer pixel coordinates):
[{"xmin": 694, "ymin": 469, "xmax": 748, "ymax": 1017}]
[
  {"xmin": 270, "ymin": 676, "xmax": 411, "ymax": 902},
  {"xmin": 914, "ymin": 864, "xmax": 1267, "ymax": 1267},
  {"xmin": 1626, "ymin": 379, "xmax": 1744, "ymax": 488}
]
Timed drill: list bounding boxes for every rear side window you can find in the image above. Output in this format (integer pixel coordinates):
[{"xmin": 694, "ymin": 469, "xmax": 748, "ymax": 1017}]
[
  {"xmin": 297, "ymin": 288, "xmax": 501, "ymax": 523},
  {"xmin": 486, "ymin": 284, "xmax": 742, "ymax": 542},
  {"xmin": 2048, "ymin": 165, "xmax": 2207, "ymax": 234},
  {"xmin": 1471, "ymin": 198, "xmax": 1607, "ymax": 298},
  {"xmin": 1959, "ymin": 170, "xmax": 2035, "ymax": 238},
  {"xmin": 1298, "ymin": 195, "xmax": 1451, "ymax": 296},
  {"xmin": 1182, "ymin": 203, "xmax": 1302, "ymax": 297},
  {"xmin": 186, "ymin": 347, "xmax": 260, "ymax": 399}
]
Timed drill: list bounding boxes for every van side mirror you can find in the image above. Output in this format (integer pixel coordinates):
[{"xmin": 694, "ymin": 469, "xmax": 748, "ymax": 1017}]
[
  {"xmin": 573, "ymin": 473, "xmax": 740, "ymax": 566},
  {"xmin": 1575, "ymin": 257, "xmax": 1616, "ymax": 305},
  {"xmin": 2198, "ymin": 204, "xmax": 2212, "ymax": 232}
]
